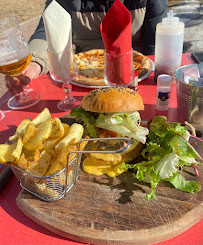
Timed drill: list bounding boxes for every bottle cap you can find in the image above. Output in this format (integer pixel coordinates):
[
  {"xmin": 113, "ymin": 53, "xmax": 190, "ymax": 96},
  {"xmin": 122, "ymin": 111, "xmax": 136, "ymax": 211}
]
[
  {"xmin": 156, "ymin": 10, "xmax": 184, "ymax": 34},
  {"xmin": 162, "ymin": 10, "xmax": 180, "ymax": 25},
  {"xmin": 157, "ymin": 74, "xmax": 173, "ymax": 84}
]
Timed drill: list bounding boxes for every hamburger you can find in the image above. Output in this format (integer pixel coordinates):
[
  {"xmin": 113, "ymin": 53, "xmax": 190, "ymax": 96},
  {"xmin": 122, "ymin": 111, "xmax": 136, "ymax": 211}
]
[{"xmin": 70, "ymin": 87, "xmax": 149, "ymax": 177}]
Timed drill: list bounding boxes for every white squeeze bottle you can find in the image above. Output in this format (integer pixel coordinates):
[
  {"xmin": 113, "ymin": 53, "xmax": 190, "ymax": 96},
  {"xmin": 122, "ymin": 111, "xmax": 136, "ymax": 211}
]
[
  {"xmin": 154, "ymin": 10, "xmax": 184, "ymax": 84},
  {"xmin": 156, "ymin": 74, "xmax": 172, "ymax": 111}
]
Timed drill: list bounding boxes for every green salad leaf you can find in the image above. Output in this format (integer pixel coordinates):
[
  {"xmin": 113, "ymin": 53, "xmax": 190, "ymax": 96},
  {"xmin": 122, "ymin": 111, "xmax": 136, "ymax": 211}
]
[
  {"xmin": 70, "ymin": 107, "xmax": 99, "ymax": 138},
  {"xmin": 120, "ymin": 115, "xmax": 202, "ymax": 200},
  {"xmin": 166, "ymin": 172, "xmax": 201, "ymax": 193}
]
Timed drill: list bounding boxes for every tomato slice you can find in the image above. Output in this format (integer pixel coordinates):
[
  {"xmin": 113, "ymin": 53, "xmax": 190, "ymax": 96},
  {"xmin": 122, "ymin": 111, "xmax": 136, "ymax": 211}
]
[{"xmin": 99, "ymin": 129, "xmax": 118, "ymax": 138}]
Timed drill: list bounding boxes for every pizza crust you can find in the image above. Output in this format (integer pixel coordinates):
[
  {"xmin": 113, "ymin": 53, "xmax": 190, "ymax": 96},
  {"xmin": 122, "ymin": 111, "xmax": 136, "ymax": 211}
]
[
  {"xmin": 132, "ymin": 50, "xmax": 151, "ymax": 77},
  {"xmin": 73, "ymin": 49, "xmax": 151, "ymax": 87},
  {"xmin": 74, "ymin": 76, "xmax": 106, "ymax": 86}
]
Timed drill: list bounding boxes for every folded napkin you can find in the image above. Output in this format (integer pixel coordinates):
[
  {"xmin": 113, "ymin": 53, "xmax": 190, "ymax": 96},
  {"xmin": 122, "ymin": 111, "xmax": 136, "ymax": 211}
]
[
  {"xmin": 43, "ymin": 0, "xmax": 72, "ymax": 79},
  {"xmin": 100, "ymin": 0, "xmax": 133, "ymax": 86}
]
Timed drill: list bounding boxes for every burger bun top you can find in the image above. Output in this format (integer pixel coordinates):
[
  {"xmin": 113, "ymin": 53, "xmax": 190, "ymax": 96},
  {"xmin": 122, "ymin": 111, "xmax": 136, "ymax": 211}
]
[{"xmin": 81, "ymin": 87, "xmax": 144, "ymax": 113}]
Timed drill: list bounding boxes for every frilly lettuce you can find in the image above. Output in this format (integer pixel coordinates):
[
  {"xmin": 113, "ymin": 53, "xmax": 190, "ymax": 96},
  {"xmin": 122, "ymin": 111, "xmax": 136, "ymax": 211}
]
[
  {"xmin": 155, "ymin": 152, "xmax": 179, "ymax": 179},
  {"xmin": 120, "ymin": 115, "xmax": 202, "ymax": 200}
]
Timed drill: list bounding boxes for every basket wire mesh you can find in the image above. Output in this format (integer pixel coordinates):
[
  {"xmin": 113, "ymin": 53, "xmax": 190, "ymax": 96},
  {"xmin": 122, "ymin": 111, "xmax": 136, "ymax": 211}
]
[{"xmin": 10, "ymin": 137, "xmax": 131, "ymax": 202}]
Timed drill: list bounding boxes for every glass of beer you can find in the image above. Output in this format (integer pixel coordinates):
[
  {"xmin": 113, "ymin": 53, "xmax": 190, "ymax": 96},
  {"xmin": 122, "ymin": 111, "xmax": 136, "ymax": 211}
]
[{"xmin": 0, "ymin": 15, "xmax": 40, "ymax": 109}]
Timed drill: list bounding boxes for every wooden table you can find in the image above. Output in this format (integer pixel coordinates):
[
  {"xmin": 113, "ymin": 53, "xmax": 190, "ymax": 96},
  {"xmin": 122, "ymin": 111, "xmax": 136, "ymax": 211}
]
[{"xmin": 0, "ymin": 54, "xmax": 202, "ymax": 245}]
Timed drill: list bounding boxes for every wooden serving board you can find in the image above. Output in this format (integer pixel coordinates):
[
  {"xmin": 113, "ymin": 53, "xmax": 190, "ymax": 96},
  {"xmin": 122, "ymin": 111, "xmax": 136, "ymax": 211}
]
[{"xmin": 16, "ymin": 117, "xmax": 203, "ymax": 245}]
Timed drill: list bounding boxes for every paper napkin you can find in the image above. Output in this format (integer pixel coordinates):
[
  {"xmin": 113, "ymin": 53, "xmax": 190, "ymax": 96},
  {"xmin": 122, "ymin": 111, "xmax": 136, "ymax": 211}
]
[
  {"xmin": 100, "ymin": 0, "xmax": 131, "ymax": 54},
  {"xmin": 100, "ymin": 0, "xmax": 133, "ymax": 86},
  {"xmin": 43, "ymin": 0, "xmax": 72, "ymax": 79}
]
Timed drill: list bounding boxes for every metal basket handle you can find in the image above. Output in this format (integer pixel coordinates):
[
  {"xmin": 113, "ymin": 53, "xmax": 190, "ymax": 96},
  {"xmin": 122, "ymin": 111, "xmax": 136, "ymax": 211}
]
[{"xmin": 64, "ymin": 137, "xmax": 131, "ymax": 196}]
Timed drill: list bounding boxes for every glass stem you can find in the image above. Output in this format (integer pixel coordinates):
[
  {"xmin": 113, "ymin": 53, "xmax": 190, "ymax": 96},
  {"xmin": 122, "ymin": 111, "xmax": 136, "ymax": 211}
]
[
  {"xmin": 19, "ymin": 89, "xmax": 27, "ymax": 101},
  {"xmin": 63, "ymin": 81, "xmax": 74, "ymax": 103}
]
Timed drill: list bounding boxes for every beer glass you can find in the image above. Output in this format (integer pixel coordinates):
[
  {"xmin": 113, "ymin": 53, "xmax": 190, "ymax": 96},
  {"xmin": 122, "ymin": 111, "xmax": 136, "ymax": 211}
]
[
  {"xmin": 48, "ymin": 47, "xmax": 78, "ymax": 111},
  {"xmin": 0, "ymin": 15, "xmax": 40, "ymax": 109}
]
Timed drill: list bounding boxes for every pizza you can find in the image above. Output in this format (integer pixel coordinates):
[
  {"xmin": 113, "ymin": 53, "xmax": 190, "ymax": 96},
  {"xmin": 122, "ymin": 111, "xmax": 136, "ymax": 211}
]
[{"xmin": 73, "ymin": 49, "xmax": 151, "ymax": 87}]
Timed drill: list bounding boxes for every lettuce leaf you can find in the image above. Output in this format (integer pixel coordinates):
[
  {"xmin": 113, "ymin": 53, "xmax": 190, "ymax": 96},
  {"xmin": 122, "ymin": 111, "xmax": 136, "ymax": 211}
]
[
  {"xmin": 121, "ymin": 116, "xmax": 202, "ymax": 200},
  {"xmin": 96, "ymin": 112, "xmax": 149, "ymax": 144},
  {"xmin": 168, "ymin": 133, "xmax": 202, "ymax": 160},
  {"xmin": 166, "ymin": 172, "xmax": 201, "ymax": 193},
  {"xmin": 155, "ymin": 152, "xmax": 179, "ymax": 179},
  {"xmin": 169, "ymin": 122, "xmax": 188, "ymax": 136},
  {"xmin": 70, "ymin": 107, "xmax": 99, "ymax": 138}
]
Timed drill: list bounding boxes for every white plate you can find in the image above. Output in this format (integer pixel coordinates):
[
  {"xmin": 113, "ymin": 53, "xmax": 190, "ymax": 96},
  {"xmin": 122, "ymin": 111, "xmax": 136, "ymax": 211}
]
[
  {"xmin": 138, "ymin": 58, "xmax": 155, "ymax": 82},
  {"xmin": 70, "ymin": 58, "xmax": 155, "ymax": 89}
]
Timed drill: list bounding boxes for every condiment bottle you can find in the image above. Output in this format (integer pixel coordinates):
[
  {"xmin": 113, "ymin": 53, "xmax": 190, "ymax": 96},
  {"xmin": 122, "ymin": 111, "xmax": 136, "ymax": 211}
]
[
  {"xmin": 156, "ymin": 74, "xmax": 172, "ymax": 111},
  {"xmin": 154, "ymin": 10, "xmax": 184, "ymax": 84}
]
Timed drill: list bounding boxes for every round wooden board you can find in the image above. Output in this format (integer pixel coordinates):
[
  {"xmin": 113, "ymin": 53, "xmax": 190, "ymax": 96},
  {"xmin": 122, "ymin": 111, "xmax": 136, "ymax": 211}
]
[
  {"xmin": 16, "ymin": 117, "xmax": 203, "ymax": 245},
  {"xmin": 16, "ymin": 166, "xmax": 203, "ymax": 245}
]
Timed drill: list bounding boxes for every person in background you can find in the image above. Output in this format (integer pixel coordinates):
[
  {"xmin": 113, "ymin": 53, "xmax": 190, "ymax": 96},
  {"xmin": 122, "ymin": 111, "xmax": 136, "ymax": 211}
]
[{"xmin": 6, "ymin": 0, "xmax": 168, "ymax": 93}]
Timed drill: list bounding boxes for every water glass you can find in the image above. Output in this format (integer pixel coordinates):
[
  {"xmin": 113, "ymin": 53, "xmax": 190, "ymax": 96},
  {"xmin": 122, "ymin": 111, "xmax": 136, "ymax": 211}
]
[
  {"xmin": 104, "ymin": 50, "xmax": 136, "ymax": 88},
  {"xmin": 48, "ymin": 47, "xmax": 78, "ymax": 111}
]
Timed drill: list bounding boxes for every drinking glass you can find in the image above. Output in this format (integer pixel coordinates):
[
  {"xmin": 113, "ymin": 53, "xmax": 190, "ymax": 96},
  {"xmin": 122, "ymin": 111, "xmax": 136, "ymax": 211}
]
[
  {"xmin": 48, "ymin": 47, "xmax": 78, "ymax": 111},
  {"xmin": 104, "ymin": 50, "xmax": 137, "ymax": 89},
  {"xmin": 0, "ymin": 15, "xmax": 40, "ymax": 109}
]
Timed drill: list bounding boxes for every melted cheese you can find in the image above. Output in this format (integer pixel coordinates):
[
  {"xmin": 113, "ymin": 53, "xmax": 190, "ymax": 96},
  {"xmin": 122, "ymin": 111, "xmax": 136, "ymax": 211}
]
[
  {"xmin": 83, "ymin": 158, "xmax": 126, "ymax": 177},
  {"xmin": 82, "ymin": 140, "xmax": 142, "ymax": 178}
]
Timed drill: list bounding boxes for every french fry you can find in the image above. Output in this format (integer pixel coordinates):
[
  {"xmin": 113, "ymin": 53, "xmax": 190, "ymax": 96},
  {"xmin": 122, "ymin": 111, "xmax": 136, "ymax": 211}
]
[
  {"xmin": 9, "ymin": 119, "xmax": 31, "ymax": 141},
  {"xmin": 44, "ymin": 138, "xmax": 61, "ymax": 152},
  {"xmin": 34, "ymin": 182, "xmax": 59, "ymax": 199},
  {"xmin": 45, "ymin": 123, "xmax": 71, "ymax": 154},
  {"xmin": 26, "ymin": 150, "xmax": 51, "ymax": 177},
  {"xmin": 21, "ymin": 147, "xmax": 36, "ymax": 158},
  {"xmin": 17, "ymin": 153, "xmax": 28, "ymax": 169},
  {"xmin": 45, "ymin": 144, "xmax": 77, "ymax": 176},
  {"xmin": 0, "ymin": 143, "xmax": 17, "ymax": 164},
  {"xmin": 0, "ymin": 107, "xmax": 85, "ymax": 184},
  {"xmin": 55, "ymin": 123, "xmax": 83, "ymax": 154},
  {"xmin": 11, "ymin": 136, "xmax": 23, "ymax": 163},
  {"xmin": 17, "ymin": 149, "xmax": 41, "ymax": 170},
  {"xmin": 56, "ymin": 170, "xmax": 73, "ymax": 186},
  {"xmin": 50, "ymin": 118, "xmax": 64, "ymax": 139},
  {"xmin": 43, "ymin": 138, "xmax": 60, "ymax": 158},
  {"xmin": 62, "ymin": 123, "xmax": 70, "ymax": 136},
  {"xmin": 32, "ymin": 108, "xmax": 51, "ymax": 126},
  {"xmin": 23, "ymin": 123, "xmax": 38, "ymax": 144},
  {"xmin": 24, "ymin": 119, "xmax": 52, "ymax": 151},
  {"xmin": 78, "ymin": 136, "xmax": 89, "ymax": 150}
]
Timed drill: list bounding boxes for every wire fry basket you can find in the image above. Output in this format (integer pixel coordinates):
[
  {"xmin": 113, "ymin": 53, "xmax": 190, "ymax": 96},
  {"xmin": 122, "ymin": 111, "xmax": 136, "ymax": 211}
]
[{"xmin": 10, "ymin": 137, "xmax": 131, "ymax": 202}]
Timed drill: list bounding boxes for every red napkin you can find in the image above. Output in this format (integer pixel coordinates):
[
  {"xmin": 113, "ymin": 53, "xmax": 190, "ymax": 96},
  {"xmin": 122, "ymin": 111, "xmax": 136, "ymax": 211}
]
[{"xmin": 100, "ymin": 0, "xmax": 133, "ymax": 86}]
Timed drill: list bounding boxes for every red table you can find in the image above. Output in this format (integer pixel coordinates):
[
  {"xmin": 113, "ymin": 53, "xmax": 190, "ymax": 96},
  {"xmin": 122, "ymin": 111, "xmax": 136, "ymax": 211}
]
[{"xmin": 0, "ymin": 53, "xmax": 202, "ymax": 245}]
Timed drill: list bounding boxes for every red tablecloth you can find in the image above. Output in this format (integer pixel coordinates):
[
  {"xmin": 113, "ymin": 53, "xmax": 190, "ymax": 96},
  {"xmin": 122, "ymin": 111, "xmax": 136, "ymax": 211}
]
[{"xmin": 0, "ymin": 53, "xmax": 202, "ymax": 245}]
